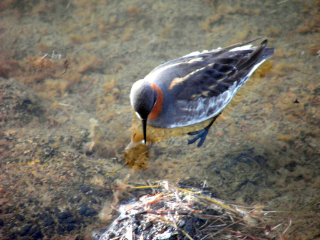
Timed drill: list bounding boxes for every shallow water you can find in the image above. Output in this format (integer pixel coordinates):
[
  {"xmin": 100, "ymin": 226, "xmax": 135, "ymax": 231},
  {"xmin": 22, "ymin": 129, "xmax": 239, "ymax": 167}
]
[{"xmin": 0, "ymin": 0, "xmax": 319, "ymax": 239}]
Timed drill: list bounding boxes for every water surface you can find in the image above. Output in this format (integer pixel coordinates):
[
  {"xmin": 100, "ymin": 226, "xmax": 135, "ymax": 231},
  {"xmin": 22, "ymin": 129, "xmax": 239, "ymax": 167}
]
[{"xmin": 0, "ymin": 0, "xmax": 319, "ymax": 238}]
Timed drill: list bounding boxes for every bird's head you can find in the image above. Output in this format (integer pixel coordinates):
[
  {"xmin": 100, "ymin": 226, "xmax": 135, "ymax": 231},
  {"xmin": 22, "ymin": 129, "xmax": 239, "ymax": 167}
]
[{"xmin": 130, "ymin": 80, "xmax": 158, "ymax": 144}]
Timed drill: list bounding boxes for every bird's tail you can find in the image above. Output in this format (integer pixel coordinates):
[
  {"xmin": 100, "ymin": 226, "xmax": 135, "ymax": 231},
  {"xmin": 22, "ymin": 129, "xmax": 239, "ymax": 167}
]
[{"xmin": 237, "ymin": 40, "xmax": 274, "ymax": 71}]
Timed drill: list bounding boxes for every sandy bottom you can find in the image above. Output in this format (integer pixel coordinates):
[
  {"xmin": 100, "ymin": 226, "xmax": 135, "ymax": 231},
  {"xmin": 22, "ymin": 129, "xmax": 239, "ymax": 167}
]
[{"xmin": 0, "ymin": 0, "xmax": 319, "ymax": 239}]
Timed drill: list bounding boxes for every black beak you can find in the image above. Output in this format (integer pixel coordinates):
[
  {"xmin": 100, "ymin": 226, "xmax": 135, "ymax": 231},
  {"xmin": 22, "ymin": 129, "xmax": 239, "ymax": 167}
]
[{"xmin": 142, "ymin": 119, "xmax": 147, "ymax": 144}]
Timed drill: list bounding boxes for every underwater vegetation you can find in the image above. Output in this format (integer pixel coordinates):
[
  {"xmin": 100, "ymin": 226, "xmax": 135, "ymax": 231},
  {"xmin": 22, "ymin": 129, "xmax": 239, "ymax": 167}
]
[{"xmin": 0, "ymin": 0, "xmax": 319, "ymax": 239}]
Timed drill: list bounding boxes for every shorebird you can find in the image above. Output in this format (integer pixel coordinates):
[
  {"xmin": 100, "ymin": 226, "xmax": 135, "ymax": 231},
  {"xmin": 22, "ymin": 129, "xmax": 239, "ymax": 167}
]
[{"xmin": 130, "ymin": 38, "xmax": 274, "ymax": 147}]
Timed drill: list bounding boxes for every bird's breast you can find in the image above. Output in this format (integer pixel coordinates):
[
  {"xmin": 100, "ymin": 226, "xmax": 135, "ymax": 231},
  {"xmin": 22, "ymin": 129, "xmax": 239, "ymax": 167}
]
[{"xmin": 148, "ymin": 82, "xmax": 164, "ymax": 120}]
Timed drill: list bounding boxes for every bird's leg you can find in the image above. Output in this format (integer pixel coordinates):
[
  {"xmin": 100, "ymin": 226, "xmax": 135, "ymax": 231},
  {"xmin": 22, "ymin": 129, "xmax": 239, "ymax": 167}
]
[{"xmin": 187, "ymin": 112, "xmax": 222, "ymax": 147}]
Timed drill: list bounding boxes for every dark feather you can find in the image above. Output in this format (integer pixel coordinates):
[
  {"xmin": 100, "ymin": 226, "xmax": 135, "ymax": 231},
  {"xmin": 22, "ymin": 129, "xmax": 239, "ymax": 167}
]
[{"xmin": 169, "ymin": 39, "xmax": 273, "ymax": 101}]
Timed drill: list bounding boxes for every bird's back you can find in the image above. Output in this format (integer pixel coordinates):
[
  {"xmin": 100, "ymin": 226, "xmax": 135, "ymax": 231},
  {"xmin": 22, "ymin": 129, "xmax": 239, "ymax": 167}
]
[{"xmin": 147, "ymin": 39, "xmax": 274, "ymax": 128}]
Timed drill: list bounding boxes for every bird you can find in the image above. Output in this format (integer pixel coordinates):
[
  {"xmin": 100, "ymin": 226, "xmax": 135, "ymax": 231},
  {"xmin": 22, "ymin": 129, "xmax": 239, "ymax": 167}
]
[{"xmin": 130, "ymin": 37, "xmax": 274, "ymax": 147}]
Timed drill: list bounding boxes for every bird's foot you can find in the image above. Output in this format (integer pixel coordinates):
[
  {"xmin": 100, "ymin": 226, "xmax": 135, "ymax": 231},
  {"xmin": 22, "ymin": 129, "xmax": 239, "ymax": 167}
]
[
  {"xmin": 187, "ymin": 112, "xmax": 222, "ymax": 147},
  {"xmin": 188, "ymin": 128, "xmax": 210, "ymax": 147}
]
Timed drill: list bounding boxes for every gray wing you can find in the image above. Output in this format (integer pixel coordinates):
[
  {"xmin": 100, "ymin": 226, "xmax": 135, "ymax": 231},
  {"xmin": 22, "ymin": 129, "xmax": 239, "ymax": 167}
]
[
  {"xmin": 158, "ymin": 40, "xmax": 274, "ymax": 128},
  {"xmin": 146, "ymin": 37, "xmax": 265, "ymax": 82},
  {"xmin": 171, "ymin": 40, "xmax": 273, "ymax": 101}
]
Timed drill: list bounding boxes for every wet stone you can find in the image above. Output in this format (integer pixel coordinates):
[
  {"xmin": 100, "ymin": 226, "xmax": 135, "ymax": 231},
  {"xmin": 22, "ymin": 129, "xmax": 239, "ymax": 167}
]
[
  {"xmin": 57, "ymin": 223, "xmax": 78, "ymax": 234},
  {"xmin": 78, "ymin": 204, "xmax": 97, "ymax": 217},
  {"xmin": 66, "ymin": 217, "xmax": 76, "ymax": 224},
  {"xmin": 43, "ymin": 216, "xmax": 55, "ymax": 227},
  {"xmin": 85, "ymin": 150, "xmax": 94, "ymax": 156},
  {"xmin": 57, "ymin": 225, "xmax": 65, "ymax": 235},
  {"xmin": 19, "ymin": 224, "xmax": 32, "ymax": 236},
  {"xmin": 43, "ymin": 146, "xmax": 55, "ymax": 157},
  {"xmin": 9, "ymin": 222, "xmax": 17, "ymax": 229},
  {"xmin": 284, "ymin": 161, "xmax": 297, "ymax": 172},
  {"xmin": 56, "ymin": 211, "xmax": 73, "ymax": 223},
  {"xmin": 5, "ymin": 205, "xmax": 15, "ymax": 214},
  {"xmin": 74, "ymin": 195, "xmax": 82, "ymax": 202},
  {"xmin": 80, "ymin": 186, "xmax": 91, "ymax": 194},
  {"xmin": 85, "ymin": 208, "xmax": 97, "ymax": 217},
  {"xmin": 39, "ymin": 212, "xmax": 48, "ymax": 220},
  {"xmin": 66, "ymin": 224, "xmax": 76, "ymax": 232},
  {"xmin": 15, "ymin": 214, "xmax": 25, "ymax": 221},
  {"xmin": 44, "ymin": 207, "xmax": 52, "ymax": 213},
  {"xmin": 28, "ymin": 225, "xmax": 43, "ymax": 239},
  {"xmin": 7, "ymin": 232, "xmax": 16, "ymax": 239},
  {"xmin": 0, "ymin": 80, "xmax": 45, "ymax": 127},
  {"xmin": 90, "ymin": 197, "xmax": 98, "ymax": 204},
  {"xmin": 44, "ymin": 226, "xmax": 55, "ymax": 237}
]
